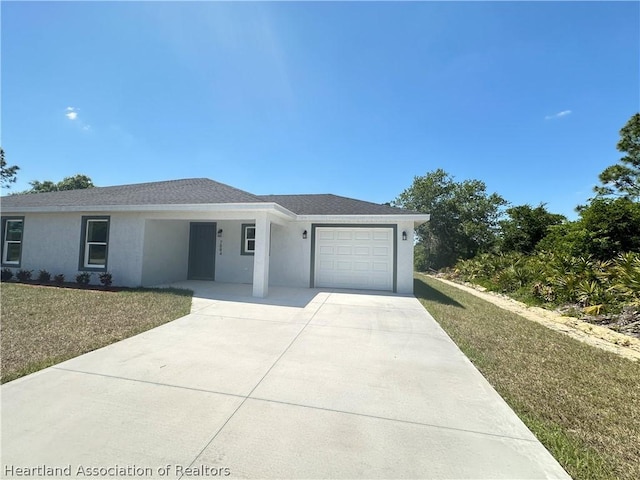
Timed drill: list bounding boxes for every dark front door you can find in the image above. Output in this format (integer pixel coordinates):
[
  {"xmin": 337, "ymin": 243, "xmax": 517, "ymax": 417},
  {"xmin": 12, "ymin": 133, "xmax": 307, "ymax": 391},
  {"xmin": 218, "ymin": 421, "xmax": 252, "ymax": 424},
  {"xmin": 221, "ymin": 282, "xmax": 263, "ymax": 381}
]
[{"xmin": 188, "ymin": 222, "xmax": 216, "ymax": 280}]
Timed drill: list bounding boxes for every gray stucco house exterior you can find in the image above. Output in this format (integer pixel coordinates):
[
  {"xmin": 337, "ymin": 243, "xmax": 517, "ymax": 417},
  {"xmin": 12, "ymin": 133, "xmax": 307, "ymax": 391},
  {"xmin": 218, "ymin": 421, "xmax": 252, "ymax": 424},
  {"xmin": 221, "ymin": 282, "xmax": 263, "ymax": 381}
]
[{"xmin": 1, "ymin": 178, "xmax": 429, "ymax": 297}]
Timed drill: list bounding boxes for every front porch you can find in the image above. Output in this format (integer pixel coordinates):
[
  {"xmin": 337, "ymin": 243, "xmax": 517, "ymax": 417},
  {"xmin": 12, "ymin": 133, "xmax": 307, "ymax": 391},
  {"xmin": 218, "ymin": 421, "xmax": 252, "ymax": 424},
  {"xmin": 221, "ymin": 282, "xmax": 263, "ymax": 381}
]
[{"xmin": 140, "ymin": 209, "xmax": 304, "ymax": 298}]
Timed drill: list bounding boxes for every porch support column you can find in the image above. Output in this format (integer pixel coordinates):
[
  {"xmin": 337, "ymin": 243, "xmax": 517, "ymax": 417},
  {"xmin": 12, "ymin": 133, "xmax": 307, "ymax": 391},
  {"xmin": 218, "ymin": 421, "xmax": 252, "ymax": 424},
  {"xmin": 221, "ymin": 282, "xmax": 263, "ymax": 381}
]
[{"xmin": 252, "ymin": 213, "xmax": 271, "ymax": 298}]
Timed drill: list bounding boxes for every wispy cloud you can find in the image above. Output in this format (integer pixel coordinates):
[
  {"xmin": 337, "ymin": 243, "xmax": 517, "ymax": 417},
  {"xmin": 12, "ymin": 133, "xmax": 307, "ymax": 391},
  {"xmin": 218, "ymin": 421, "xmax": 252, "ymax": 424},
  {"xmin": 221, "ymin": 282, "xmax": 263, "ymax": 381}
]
[
  {"xmin": 65, "ymin": 106, "xmax": 78, "ymax": 120},
  {"xmin": 64, "ymin": 106, "xmax": 91, "ymax": 131},
  {"xmin": 545, "ymin": 110, "xmax": 572, "ymax": 120}
]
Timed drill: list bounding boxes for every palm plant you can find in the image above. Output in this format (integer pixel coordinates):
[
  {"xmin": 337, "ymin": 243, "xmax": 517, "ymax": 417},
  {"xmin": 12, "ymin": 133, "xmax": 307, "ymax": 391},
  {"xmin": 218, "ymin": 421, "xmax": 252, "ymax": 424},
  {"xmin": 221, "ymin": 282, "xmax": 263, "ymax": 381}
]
[
  {"xmin": 609, "ymin": 253, "xmax": 640, "ymax": 306},
  {"xmin": 576, "ymin": 279, "xmax": 605, "ymax": 307}
]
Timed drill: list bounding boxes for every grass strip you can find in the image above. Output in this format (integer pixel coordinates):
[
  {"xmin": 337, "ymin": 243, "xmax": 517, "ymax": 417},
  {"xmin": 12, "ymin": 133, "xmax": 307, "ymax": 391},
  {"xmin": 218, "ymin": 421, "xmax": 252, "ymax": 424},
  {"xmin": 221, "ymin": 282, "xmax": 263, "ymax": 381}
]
[
  {"xmin": 414, "ymin": 274, "xmax": 640, "ymax": 480},
  {"xmin": 1, "ymin": 283, "xmax": 192, "ymax": 383}
]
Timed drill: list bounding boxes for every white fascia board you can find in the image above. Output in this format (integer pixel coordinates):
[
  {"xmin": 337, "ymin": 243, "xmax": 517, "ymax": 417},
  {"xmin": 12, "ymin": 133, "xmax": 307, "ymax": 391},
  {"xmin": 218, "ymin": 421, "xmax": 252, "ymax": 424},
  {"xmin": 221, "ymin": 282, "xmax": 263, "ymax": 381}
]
[
  {"xmin": 2, "ymin": 203, "xmax": 428, "ymax": 224},
  {"xmin": 296, "ymin": 214, "xmax": 430, "ymax": 226},
  {"xmin": 1, "ymin": 202, "xmax": 297, "ymax": 220}
]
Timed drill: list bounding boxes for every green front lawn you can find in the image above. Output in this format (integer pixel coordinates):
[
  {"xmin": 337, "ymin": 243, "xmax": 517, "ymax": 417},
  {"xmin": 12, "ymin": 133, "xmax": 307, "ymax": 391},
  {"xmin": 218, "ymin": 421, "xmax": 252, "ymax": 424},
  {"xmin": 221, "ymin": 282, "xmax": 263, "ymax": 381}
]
[
  {"xmin": 415, "ymin": 274, "xmax": 640, "ymax": 480},
  {"xmin": 1, "ymin": 283, "xmax": 193, "ymax": 383}
]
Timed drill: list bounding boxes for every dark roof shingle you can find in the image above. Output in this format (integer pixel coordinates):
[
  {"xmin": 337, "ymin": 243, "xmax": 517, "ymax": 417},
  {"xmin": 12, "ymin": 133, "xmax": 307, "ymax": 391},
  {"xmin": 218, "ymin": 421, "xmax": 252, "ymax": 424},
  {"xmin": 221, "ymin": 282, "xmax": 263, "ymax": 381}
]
[
  {"xmin": 1, "ymin": 178, "xmax": 423, "ymax": 216},
  {"xmin": 259, "ymin": 194, "xmax": 419, "ymax": 215},
  {"xmin": 1, "ymin": 178, "xmax": 264, "ymax": 208}
]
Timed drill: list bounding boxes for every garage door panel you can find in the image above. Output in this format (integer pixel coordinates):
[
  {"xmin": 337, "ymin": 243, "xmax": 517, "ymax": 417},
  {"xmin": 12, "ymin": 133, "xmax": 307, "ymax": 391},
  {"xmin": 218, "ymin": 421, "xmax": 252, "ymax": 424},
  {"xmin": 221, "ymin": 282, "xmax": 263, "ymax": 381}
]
[
  {"xmin": 314, "ymin": 227, "xmax": 394, "ymax": 291},
  {"xmin": 353, "ymin": 261, "xmax": 370, "ymax": 271},
  {"xmin": 373, "ymin": 230, "xmax": 391, "ymax": 241},
  {"xmin": 318, "ymin": 231, "xmax": 335, "ymax": 241},
  {"xmin": 372, "ymin": 262, "xmax": 390, "ymax": 272}
]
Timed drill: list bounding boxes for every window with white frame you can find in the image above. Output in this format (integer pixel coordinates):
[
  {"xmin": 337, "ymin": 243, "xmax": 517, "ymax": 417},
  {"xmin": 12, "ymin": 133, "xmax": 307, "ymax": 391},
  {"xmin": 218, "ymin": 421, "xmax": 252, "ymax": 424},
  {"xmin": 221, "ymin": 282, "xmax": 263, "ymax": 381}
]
[
  {"xmin": 241, "ymin": 224, "xmax": 256, "ymax": 255},
  {"xmin": 2, "ymin": 217, "xmax": 24, "ymax": 266},
  {"xmin": 80, "ymin": 217, "xmax": 110, "ymax": 270}
]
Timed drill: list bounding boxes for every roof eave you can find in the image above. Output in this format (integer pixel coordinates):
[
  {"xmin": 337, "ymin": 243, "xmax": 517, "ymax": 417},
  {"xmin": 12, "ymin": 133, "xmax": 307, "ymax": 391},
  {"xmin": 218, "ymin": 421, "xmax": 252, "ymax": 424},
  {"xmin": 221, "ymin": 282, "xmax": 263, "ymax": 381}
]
[
  {"xmin": 1, "ymin": 202, "xmax": 297, "ymax": 219},
  {"xmin": 1, "ymin": 203, "xmax": 429, "ymax": 224},
  {"xmin": 296, "ymin": 214, "xmax": 430, "ymax": 225}
]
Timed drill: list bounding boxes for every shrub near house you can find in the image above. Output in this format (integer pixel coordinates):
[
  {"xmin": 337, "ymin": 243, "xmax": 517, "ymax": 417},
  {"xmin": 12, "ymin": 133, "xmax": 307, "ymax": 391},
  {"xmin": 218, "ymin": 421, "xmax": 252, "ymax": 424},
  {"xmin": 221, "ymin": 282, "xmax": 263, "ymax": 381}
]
[
  {"xmin": 0, "ymin": 267, "xmax": 114, "ymax": 290},
  {"xmin": 449, "ymin": 252, "xmax": 640, "ymax": 336}
]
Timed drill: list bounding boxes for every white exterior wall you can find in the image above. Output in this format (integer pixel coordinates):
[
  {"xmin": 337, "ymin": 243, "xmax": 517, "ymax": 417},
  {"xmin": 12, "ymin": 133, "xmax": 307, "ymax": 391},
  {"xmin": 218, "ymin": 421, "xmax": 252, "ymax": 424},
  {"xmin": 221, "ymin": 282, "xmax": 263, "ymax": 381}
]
[
  {"xmin": 269, "ymin": 221, "xmax": 312, "ymax": 288},
  {"xmin": 141, "ymin": 220, "xmax": 189, "ymax": 285},
  {"xmin": 15, "ymin": 212, "xmax": 145, "ymax": 286},
  {"xmin": 108, "ymin": 213, "xmax": 146, "ymax": 286},
  {"xmin": 396, "ymin": 220, "xmax": 416, "ymax": 294},
  {"xmin": 214, "ymin": 220, "xmax": 254, "ymax": 284},
  {"xmin": 11, "ymin": 210, "xmax": 420, "ymax": 293},
  {"xmin": 18, "ymin": 213, "xmax": 83, "ymax": 282}
]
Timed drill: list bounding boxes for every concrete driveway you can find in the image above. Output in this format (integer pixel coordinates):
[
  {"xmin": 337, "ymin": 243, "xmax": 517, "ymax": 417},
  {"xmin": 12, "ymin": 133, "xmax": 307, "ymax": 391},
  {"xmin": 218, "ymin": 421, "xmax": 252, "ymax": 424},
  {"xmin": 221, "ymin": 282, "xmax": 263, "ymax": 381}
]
[{"xmin": 1, "ymin": 283, "xmax": 569, "ymax": 479}]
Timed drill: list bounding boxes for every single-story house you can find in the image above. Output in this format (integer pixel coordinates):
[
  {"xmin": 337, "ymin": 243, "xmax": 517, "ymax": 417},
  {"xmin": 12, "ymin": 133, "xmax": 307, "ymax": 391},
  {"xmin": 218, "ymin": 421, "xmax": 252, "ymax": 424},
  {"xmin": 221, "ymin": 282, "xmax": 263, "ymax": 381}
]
[{"xmin": 1, "ymin": 178, "xmax": 429, "ymax": 297}]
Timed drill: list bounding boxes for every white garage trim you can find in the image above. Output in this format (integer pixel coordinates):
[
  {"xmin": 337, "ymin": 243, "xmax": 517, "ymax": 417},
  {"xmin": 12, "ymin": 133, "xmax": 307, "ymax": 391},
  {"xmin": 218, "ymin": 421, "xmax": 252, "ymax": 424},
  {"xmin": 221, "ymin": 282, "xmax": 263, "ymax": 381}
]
[{"xmin": 310, "ymin": 224, "xmax": 397, "ymax": 292}]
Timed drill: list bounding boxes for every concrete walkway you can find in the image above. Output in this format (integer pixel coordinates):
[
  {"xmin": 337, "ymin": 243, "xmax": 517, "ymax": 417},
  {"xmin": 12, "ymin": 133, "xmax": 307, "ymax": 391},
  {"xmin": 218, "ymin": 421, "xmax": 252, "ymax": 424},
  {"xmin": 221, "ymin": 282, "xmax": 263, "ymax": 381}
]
[{"xmin": 1, "ymin": 284, "xmax": 569, "ymax": 479}]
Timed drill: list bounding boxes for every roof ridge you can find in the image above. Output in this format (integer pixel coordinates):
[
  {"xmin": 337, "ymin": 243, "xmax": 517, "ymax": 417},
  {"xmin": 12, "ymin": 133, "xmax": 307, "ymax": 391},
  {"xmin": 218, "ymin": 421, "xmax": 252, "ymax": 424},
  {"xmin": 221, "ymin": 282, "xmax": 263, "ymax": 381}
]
[
  {"xmin": 260, "ymin": 193, "xmax": 331, "ymax": 198},
  {"xmin": 260, "ymin": 192, "xmax": 393, "ymax": 204},
  {"xmin": 91, "ymin": 177, "xmax": 211, "ymax": 190},
  {"xmin": 1, "ymin": 177, "xmax": 265, "ymax": 207},
  {"xmin": 208, "ymin": 179, "xmax": 265, "ymax": 203},
  {"xmin": 2, "ymin": 178, "xmax": 266, "ymax": 202}
]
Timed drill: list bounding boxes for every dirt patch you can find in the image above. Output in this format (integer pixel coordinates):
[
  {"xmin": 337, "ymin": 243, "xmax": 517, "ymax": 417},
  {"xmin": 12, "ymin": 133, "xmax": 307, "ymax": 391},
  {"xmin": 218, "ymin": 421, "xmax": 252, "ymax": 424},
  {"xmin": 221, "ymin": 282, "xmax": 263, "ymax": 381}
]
[{"xmin": 426, "ymin": 274, "xmax": 640, "ymax": 362}]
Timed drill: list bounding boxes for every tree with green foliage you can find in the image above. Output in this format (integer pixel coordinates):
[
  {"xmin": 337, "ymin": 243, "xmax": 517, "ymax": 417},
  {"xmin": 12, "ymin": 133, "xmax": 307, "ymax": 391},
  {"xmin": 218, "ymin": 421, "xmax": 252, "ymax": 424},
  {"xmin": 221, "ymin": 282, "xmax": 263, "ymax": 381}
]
[
  {"xmin": 595, "ymin": 112, "xmax": 640, "ymax": 200},
  {"xmin": 26, "ymin": 174, "xmax": 94, "ymax": 193},
  {"xmin": 538, "ymin": 198, "xmax": 640, "ymax": 260},
  {"xmin": 0, "ymin": 148, "xmax": 19, "ymax": 188},
  {"xmin": 536, "ymin": 222, "xmax": 588, "ymax": 258},
  {"xmin": 579, "ymin": 197, "xmax": 640, "ymax": 259},
  {"xmin": 499, "ymin": 204, "xmax": 565, "ymax": 254},
  {"xmin": 393, "ymin": 169, "xmax": 507, "ymax": 270}
]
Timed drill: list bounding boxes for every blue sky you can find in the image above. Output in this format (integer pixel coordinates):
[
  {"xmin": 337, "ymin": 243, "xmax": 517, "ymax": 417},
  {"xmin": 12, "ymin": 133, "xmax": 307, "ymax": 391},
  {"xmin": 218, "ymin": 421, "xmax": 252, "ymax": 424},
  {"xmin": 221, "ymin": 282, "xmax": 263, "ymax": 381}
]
[{"xmin": 2, "ymin": 1, "xmax": 638, "ymax": 219}]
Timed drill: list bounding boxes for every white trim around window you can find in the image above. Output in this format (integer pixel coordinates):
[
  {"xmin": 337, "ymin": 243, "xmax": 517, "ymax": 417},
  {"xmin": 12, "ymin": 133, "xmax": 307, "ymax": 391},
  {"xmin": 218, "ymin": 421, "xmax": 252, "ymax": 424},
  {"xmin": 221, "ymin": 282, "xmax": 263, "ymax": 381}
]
[
  {"xmin": 241, "ymin": 223, "xmax": 256, "ymax": 255},
  {"xmin": 1, "ymin": 217, "xmax": 24, "ymax": 266},
  {"xmin": 79, "ymin": 216, "xmax": 110, "ymax": 271}
]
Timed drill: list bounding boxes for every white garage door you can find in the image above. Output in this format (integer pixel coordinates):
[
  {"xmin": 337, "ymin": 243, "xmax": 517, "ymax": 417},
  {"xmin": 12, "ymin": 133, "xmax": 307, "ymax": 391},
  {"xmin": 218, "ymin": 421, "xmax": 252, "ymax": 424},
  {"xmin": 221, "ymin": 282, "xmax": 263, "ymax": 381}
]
[{"xmin": 314, "ymin": 227, "xmax": 394, "ymax": 291}]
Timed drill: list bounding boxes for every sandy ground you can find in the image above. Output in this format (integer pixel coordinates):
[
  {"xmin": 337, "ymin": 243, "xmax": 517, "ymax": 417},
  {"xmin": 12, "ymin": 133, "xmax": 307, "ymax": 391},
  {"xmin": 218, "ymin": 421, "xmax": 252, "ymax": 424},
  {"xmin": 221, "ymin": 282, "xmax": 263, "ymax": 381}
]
[{"xmin": 425, "ymin": 275, "xmax": 640, "ymax": 363}]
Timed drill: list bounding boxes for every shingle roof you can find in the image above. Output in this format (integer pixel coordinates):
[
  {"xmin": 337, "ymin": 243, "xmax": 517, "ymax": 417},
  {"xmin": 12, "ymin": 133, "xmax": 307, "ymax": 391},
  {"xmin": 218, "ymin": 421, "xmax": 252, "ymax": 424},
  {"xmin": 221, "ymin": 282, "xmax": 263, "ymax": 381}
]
[
  {"xmin": 259, "ymin": 194, "xmax": 419, "ymax": 215},
  {"xmin": 1, "ymin": 178, "xmax": 422, "ymax": 216},
  {"xmin": 1, "ymin": 178, "xmax": 264, "ymax": 208}
]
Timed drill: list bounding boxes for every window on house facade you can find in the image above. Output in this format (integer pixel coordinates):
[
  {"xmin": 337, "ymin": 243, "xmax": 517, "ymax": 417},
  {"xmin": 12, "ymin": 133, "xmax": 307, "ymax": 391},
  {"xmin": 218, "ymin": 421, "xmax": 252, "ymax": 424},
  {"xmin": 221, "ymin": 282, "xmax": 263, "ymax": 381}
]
[
  {"xmin": 241, "ymin": 224, "xmax": 256, "ymax": 255},
  {"xmin": 1, "ymin": 217, "xmax": 24, "ymax": 266},
  {"xmin": 80, "ymin": 216, "xmax": 110, "ymax": 270}
]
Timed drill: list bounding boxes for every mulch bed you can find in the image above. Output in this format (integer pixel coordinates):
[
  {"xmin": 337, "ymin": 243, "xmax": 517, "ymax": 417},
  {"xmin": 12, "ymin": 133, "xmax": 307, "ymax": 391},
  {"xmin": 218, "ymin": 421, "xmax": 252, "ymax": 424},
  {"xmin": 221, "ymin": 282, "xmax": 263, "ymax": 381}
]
[{"xmin": 2, "ymin": 279, "xmax": 125, "ymax": 293}]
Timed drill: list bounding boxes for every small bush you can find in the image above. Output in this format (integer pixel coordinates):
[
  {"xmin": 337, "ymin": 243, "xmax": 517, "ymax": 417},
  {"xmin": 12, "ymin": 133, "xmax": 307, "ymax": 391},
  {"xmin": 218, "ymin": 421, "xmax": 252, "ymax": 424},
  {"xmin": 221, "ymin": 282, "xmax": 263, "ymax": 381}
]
[
  {"xmin": 98, "ymin": 272, "xmax": 113, "ymax": 288},
  {"xmin": 16, "ymin": 270, "xmax": 32, "ymax": 282},
  {"xmin": 37, "ymin": 270, "xmax": 52, "ymax": 283},
  {"xmin": 53, "ymin": 274, "xmax": 65, "ymax": 286},
  {"xmin": 450, "ymin": 251, "xmax": 640, "ymax": 314},
  {"xmin": 532, "ymin": 282, "xmax": 556, "ymax": 302},
  {"xmin": 1, "ymin": 268, "xmax": 13, "ymax": 281},
  {"xmin": 75, "ymin": 272, "xmax": 91, "ymax": 286}
]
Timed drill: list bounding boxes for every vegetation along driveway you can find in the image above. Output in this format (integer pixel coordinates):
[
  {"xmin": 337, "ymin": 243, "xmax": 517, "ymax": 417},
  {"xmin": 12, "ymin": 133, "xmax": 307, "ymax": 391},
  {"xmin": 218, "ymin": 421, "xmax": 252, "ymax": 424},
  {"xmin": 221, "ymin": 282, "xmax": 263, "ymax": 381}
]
[{"xmin": 1, "ymin": 284, "xmax": 569, "ymax": 479}]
